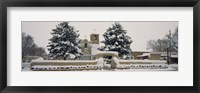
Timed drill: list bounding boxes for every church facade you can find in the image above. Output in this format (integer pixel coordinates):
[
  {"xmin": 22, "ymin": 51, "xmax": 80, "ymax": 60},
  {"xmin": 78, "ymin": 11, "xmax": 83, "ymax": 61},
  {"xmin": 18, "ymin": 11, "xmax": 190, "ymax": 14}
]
[{"xmin": 79, "ymin": 34, "xmax": 100, "ymax": 60}]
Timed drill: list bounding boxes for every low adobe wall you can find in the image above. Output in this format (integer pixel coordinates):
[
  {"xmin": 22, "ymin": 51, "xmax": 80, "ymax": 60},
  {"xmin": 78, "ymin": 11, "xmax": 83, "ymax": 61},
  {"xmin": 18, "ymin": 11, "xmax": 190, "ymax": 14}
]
[
  {"xmin": 30, "ymin": 56, "xmax": 168, "ymax": 71},
  {"xmin": 31, "ymin": 60, "xmax": 97, "ymax": 66},
  {"xmin": 118, "ymin": 60, "xmax": 166, "ymax": 64},
  {"xmin": 117, "ymin": 59, "xmax": 167, "ymax": 69},
  {"xmin": 30, "ymin": 60, "xmax": 101, "ymax": 71},
  {"xmin": 31, "ymin": 65, "xmax": 102, "ymax": 71},
  {"xmin": 112, "ymin": 57, "xmax": 166, "ymax": 69}
]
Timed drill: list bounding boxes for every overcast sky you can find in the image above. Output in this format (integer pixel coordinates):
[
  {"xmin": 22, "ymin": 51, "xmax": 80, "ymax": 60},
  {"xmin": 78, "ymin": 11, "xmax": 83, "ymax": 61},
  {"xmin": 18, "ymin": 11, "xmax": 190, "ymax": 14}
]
[{"xmin": 22, "ymin": 21, "xmax": 178, "ymax": 53}]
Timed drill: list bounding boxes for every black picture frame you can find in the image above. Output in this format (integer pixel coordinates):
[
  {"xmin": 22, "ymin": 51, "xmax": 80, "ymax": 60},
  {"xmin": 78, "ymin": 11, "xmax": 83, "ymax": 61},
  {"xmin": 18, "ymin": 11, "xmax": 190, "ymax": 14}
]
[{"xmin": 0, "ymin": 0, "xmax": 199, "ymax": 93}]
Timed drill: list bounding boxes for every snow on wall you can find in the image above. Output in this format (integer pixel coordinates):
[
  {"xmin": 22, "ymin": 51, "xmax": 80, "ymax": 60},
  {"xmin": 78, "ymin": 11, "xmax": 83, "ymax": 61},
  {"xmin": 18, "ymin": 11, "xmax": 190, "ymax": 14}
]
[
  {"xmin": 117, "ymin": 64, "xmax": 168, "ymax": 69},
  {"xmin": 31, "ymin": 60, "xmax": 97, "ymax": 63},
  {"xmin": 96, "ymin": 51, "xmax": 119, "ymax": 56},
  {"xmin": 31, "ymin": 60, "xmax": 98, "ymax": 66},
  {"xmin": 119, "ymin": 60, "xmax": 166, "ymax": 64},
  {"xmin": 30, "ymin": 56, "xmax": 168, "ymax": 71},
  {"xmin": 31, "ymin": 65, "xmax": 103, "ymax": 71},
  {"xmin": 112, "ymin": 56, "xmax": 166, "ymax": 64},
  {"xmin": 113, "ymin": 57, "xmax": 120, "ymax": 65},
  {"xmin": 96, "ymin": 58, "xmax": 104, "ymax": 66}
]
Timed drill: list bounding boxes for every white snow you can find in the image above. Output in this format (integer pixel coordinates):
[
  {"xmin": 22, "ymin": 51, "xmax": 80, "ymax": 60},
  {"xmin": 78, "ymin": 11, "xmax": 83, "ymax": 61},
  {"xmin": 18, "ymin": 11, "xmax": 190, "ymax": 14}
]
[
  {"xmin": 69, "ymin": 54, "xmax": 76, "ymax": 59},
  {"xmin": 115, "ymin": 42, "xmax": 118, "ymax": 45},
  {"xmin": 113, "ymin": 57, "xmax": 119, "ymax": 62},
  {"xmin": 96, "ymin": 58, "xmax": 104, "ymax": 66},
  {"xmin": 123, "ymin": 55, "xmax": 128, "ymax": 59},
  {"xmin": 31, "ymin": 65, "xmax": 102, "ymax": 71},
  {"xmin": 118, "ymin": 39, "xmax": 123, "ymax": 42},
  {"xmin": 110, "ymin": 46, "xmax": 116, "ymax": 49},
  {"xmin": 70, "ymin": 43, "xmax": 74, "ymax": 46},
  {"xmin": 31, "ymin": 60, "xmax": 97, "ymax": 63},
  {"xmin": 61, "ymin": 41, "xmax": 70, "ymax": 45},
  {"xmin": 96, "ymin": 51, "xmax": 119, "ymax": 56},
  {"xmin": 111, "ymin": 34, "xmax": 116, "ymax": 38},
  {"xmin": 27, "ymin": 59, "xmax": 176, "ymax": 71},
  {"xmin": 35, "ymin": 57, "xmax": 44, "ymax": 60},
  {"xmin": 117, "ymin": 34, "xmax": 123, "ymax": 38},
  {"xmin": 119, "ymin": 59, "xmax": 166, "ymax": 64},
  {"xmin": 105, "ymin": 47, "xmax": 109, "ymax": 51},
  {"xmin": 55, "ymin": 47, "xmax": 62, "ymax": 50},
  {"xmin": 171, "ymin": 55, "xmax": 178, "ymax": 58},
  {"xmin": 113, "ymin": 57, "xmax": 120, "ymax": 65},
  {"xmin": 137, "ymin": 53, "xmax": 150, "ymax": 57}
]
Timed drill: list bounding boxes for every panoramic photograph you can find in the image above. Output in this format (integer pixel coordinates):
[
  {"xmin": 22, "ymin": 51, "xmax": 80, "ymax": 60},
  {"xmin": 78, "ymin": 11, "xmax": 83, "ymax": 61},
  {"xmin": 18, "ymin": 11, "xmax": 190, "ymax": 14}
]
[{"xmin": 21, "ymin": 21, "xmax": 178, "ymax": 71}]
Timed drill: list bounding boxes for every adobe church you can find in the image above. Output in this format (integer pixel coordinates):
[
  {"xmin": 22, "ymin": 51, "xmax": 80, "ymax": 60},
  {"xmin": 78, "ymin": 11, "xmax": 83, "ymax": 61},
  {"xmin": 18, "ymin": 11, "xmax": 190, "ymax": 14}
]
[{"xmin": 79, "ymin": 34, "xmax": 100, "ymax": 60}]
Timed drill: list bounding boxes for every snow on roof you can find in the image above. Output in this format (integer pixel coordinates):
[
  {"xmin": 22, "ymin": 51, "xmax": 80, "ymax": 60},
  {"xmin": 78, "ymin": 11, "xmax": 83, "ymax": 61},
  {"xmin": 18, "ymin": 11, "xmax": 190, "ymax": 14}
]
[
  {"xmin": 137, "ymin": 53, "xmax": 150, "ymax": 57},
  {"xmin": 132, "ymin": 50, "xmax": 151, "ymax": 53},
  {"xmin": 171, "ymin": 55, "xmax": 178, "ymax": 58},
  {"xmin": 150, "ymin": 52, "xmax": 161, "ymax": 54},
  {"xmin": 161, "ymin": 54, "xmax": 178, "ymax": 57},
  {"xmin": 35, "ymin": 57, "xmax": 44, "ymax": 60},
  {"xmin": 159, "ymin": 52, "xmax": 178, "ymax": 55}
]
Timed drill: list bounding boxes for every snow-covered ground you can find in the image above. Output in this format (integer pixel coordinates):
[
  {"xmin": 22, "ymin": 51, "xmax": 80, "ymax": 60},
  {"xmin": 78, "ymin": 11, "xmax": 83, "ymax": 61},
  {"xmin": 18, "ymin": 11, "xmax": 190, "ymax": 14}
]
[
  {"xmin": 168, "ymin": 64, "xmax": 178, "ymax": 71},
  {"xmin": 22, "ymin": 62, "xmax": 31, "ymax": 71},
  {"xmin": 22, "ymin": 62, "xmax": 178, "ymax": 71}
]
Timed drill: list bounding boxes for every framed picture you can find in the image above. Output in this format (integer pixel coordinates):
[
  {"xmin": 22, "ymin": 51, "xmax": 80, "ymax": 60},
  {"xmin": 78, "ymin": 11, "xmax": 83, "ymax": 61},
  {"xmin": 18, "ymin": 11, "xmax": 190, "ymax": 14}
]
[{"xmin": 0, "ymin": 0, "xmax": 199, "ymax": 93}]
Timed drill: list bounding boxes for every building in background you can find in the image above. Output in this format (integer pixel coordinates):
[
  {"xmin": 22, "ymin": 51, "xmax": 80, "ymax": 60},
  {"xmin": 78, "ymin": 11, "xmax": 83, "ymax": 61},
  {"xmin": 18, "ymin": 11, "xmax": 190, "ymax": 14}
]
[{"xmin": 132, "ymin": 51, "xmax": 178, "ymax": 64}]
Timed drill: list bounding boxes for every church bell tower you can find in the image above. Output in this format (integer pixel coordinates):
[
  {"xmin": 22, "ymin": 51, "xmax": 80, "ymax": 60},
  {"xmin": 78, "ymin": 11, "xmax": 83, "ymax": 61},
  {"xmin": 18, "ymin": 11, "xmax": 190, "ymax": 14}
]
[{"xmin": 90, "ymin": 34, "xmax": 99, "ymax": 44}]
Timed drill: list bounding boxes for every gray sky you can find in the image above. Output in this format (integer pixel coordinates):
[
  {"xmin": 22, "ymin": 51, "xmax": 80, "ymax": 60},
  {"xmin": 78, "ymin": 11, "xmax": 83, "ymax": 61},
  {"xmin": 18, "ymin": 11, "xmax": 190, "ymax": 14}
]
[{"xmin": 22, "ymin": 21, "xmax": 178, "ymax": 53}]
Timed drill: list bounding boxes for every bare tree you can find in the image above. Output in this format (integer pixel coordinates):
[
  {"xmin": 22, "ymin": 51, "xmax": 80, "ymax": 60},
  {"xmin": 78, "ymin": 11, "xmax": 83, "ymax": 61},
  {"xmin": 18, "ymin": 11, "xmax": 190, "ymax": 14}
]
[
  {"xmin": 22, "ymin": 32, "xmax": 35, "ymax": 61},
  {"xmin": 172, "ymin": 27, "xmax": 178, "ymax": 52},
  {"xmin": 22, "ymin": 32, "xmax": 46, "ymax": 62},
  {"xmin": 147, "ymin": 27, "xmax": 178, "ymax": 52},
  {"xmin": 147, "ymin": 39, "xmax": 169, "ymax": 52},
  {"xmin": 165, "ymin": 27, "xmax": 178, "ymax": 52}
]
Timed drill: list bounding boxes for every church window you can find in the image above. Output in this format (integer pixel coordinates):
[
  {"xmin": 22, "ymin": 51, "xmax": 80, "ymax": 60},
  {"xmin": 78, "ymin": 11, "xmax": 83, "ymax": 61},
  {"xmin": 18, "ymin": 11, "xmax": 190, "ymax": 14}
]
[
  {"xmin": 85, "ymin": 43, "xmax": 87, "ymax": 48},
  {"xmin": 94, "ymin": 35, "xmax": 97, "ymax": 40}
]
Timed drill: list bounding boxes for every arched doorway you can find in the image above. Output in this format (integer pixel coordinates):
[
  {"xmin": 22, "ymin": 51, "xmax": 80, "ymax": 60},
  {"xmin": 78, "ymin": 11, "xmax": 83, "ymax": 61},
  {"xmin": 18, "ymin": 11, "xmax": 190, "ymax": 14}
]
[{"xmin": 96, "ymin": 51, "xmax": 119, "ymax": 70}]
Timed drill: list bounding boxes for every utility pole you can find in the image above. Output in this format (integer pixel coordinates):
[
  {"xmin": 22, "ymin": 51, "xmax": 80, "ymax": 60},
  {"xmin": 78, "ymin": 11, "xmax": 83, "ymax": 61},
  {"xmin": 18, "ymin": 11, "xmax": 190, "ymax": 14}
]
[
  {"xmin": 169, "ymin": 30, "xmax": 172, "ymax": 64},
  {"xmin": 167, "ymin": 48, "xmax": 169, "ymax": 65}
]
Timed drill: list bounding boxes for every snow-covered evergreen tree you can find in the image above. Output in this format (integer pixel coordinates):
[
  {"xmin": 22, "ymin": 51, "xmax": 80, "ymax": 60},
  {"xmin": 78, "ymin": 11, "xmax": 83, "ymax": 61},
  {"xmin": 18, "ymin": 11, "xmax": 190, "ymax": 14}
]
[
  {"xmin": 47, "ymin": 22, "xmax": 82, "ymax": 60},
  {"xmin": 99, "ymin": 22, "xmax": 133, "ymax": 59}
]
